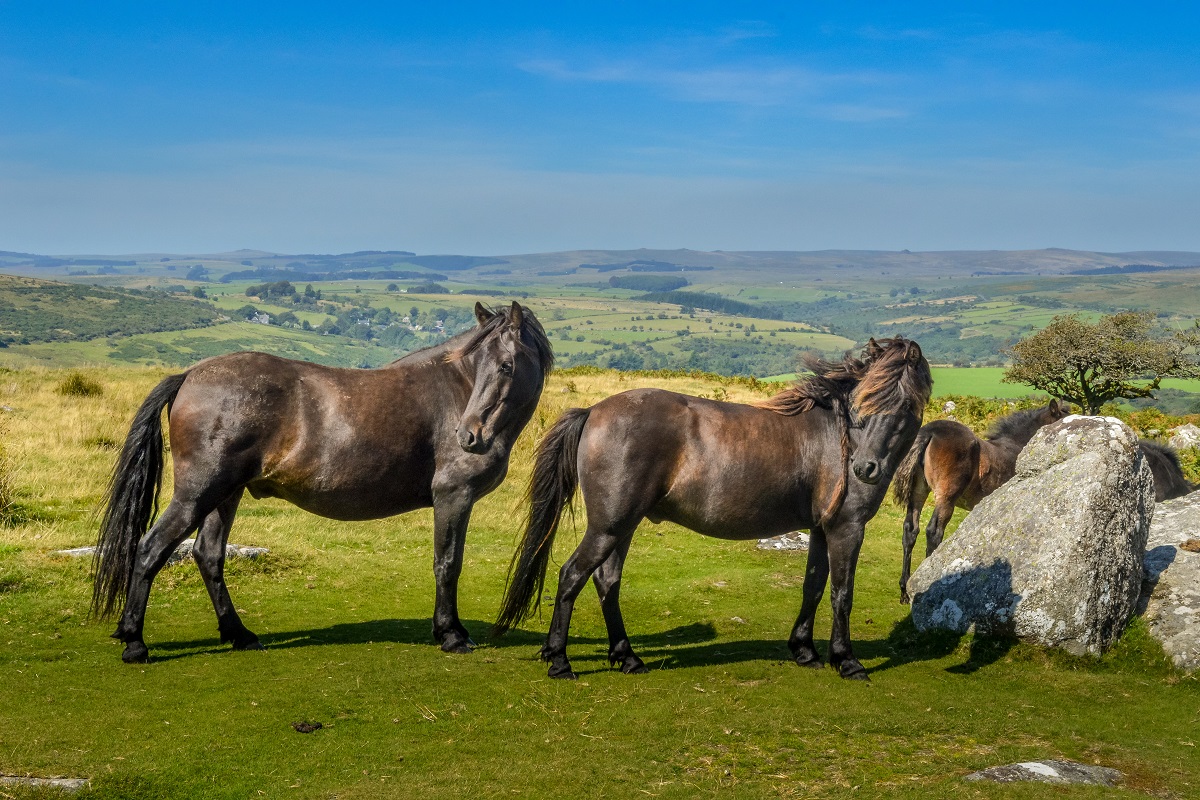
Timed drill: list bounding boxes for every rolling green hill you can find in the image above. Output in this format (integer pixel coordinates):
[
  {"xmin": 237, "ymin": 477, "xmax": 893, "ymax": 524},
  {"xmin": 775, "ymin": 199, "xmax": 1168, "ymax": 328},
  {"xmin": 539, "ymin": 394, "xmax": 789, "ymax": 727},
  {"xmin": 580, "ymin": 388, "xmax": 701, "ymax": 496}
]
[{"xmin": 0, "ymin": 274, "xmax": 219, "ymax": 345}]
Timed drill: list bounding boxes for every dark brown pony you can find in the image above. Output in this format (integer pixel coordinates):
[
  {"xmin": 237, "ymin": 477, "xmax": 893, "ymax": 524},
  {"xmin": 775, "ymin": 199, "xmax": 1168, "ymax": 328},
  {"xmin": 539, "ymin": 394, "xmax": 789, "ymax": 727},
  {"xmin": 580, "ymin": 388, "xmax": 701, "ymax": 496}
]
[
  {"xmin": 495, "ymin": 337, "xmax": 932, "ymax": 681},
  {"xmin": 892, "ymin": 399, "xmax": 1071, "ymax": 602},
  {"xmin": 93, "ymin": 302, "xmax": 552, "ymax": 663}
]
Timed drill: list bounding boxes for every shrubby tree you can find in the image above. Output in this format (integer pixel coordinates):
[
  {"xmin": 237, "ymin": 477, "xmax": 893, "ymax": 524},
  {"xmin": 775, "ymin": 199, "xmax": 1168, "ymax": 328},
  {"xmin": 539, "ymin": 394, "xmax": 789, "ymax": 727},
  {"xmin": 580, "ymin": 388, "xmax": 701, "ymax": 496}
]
[{"xmin": 1003, "ymin": 312, "xmax": 1200, "ymax": 413}]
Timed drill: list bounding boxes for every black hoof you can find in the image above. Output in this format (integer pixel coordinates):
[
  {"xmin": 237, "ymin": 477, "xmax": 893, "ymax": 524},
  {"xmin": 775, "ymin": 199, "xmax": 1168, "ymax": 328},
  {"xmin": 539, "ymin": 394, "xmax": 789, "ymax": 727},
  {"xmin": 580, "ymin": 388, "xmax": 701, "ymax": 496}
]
[
  {"xmin": 836, "ymin": 660, "xmax": 870, "ymax": 681},
  {"xmin": 545, "ymin": 651, "xmax": 576, "ymax": 679},
  {"xmin": 232, "ymin": 638, "xmax": 265, "ymax": 652},
  {"xmin": 440, "ymin": 636, "xmax": 475, "ymax": 655},
  {"xmin": 900, "ymin": 593, "xmax": 911, "ymax": 605},
  {"xmin": 121, "ymin": 641, "xmax": 150, "ymax": 664},
  {"xmin": 548, "ymin": 664, "xmax": 578, "ymax": 680},
  {"xmin": 619, "ymin": 656, "xmax": 649, "ymax": 675},
  {"xmin": 792, "ymin": 644, "xmax": 823, "ymax": 669}
]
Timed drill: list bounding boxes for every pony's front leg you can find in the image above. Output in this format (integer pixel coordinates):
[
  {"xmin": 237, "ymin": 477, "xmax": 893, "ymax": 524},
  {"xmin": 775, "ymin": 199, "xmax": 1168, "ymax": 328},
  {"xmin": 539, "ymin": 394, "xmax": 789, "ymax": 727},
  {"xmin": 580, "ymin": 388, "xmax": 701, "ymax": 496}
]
[
  {"xmin": 825, "ymin": 522, "xmax": 868, "ymax": 681},
  {"xmin": 789, "ymin": 525, "xmax": 829, "ymax": 669},
  {"xmin": 431, "ymin": 487, "xmax": 475, "ymax": 653}
]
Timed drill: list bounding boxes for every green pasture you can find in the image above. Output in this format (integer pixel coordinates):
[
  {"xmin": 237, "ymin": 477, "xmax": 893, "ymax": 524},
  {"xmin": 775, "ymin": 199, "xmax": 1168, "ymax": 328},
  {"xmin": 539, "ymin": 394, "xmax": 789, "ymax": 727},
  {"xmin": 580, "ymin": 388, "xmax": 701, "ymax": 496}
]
[
  {"xmin": 765, "ymin": 367, "xmax": 1043, "ymax": 399},
  {"xmin": 0, "ymin": 366, "xmax": 1196, "ymax": 799}
]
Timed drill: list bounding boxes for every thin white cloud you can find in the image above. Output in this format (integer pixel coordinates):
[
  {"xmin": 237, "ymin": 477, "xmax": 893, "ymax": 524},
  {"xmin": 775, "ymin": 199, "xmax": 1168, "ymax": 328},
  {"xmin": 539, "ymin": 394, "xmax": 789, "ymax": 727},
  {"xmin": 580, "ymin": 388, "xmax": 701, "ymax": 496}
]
[
  {"xmin": 716, "ymin": 21, "xmax": 778, "ymax": 44},
  {"xmin": 520, "ymin": 58, "xmax": 889, "ymax": 108}
]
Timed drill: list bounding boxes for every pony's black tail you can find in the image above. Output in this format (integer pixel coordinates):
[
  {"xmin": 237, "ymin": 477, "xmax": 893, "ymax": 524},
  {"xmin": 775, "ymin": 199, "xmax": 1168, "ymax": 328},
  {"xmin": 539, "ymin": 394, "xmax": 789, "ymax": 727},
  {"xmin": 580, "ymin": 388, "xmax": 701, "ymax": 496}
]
[
  {"xmin": 91, "ymin": 372, "xmax": 188, "ymax": 619},
  {"xmin": 493, "ymin": 407, "xmax": 591, "ymax": 636},
  {"xmin": 892, "ymin": 426, "xmax": 933, "ymax": 510}
]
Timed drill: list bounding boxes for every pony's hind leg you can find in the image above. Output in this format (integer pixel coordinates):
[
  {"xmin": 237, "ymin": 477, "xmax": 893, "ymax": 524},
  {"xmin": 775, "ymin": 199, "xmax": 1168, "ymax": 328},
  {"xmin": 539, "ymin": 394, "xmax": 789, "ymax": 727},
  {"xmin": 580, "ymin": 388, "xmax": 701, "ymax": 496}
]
[
  {"xmin": 543, "ymin": 521, "xmax": 639, "ymax": 680},
  {"xmin": 192, "ymin": 490, "xmax": 261, "ymax": 651},
  {"xmin": 113, "ymin": 499, "xmax": 203, "ymax": 663},
  {"xmin": 900, "ymin": 478, "xmax": 931, "ymax": 604},
  {"xmin": 925, "ymin": 495, "xmax": 958, "ymax": 556},
  {"xmin": 789, "ymin": 525, "xmax": 830, "ymax": 669},
  {"xmin": 591, "ymin": 538, "xmax": 645, "ymax": 674}
]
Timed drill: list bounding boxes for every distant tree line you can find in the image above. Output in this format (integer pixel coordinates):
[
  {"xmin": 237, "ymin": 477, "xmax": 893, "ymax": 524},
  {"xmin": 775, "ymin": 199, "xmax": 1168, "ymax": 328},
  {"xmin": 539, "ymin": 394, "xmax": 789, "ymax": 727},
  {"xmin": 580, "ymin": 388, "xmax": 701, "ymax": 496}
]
[
  {"xmin": 221, "ymin": 267, "xmax": 447, "ymax": 283},
  {"xmin": 610, "ymin": 275, "xmax": 689, "ymax": 292}
]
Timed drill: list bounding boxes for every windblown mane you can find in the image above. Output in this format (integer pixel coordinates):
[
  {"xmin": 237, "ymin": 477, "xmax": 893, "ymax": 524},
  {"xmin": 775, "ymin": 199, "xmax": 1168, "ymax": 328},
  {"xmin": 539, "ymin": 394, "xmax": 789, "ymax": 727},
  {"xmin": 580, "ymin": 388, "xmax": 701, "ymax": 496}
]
[
  {"xmin": 394, "ymin": 304, "xmax": 554, "ymax": 375},
  {"xmin": 457, "ymin": 304, "xmax": 555, "ymax": 375},
  {"xmin": 984, "ymin": 405, "xmax": 1053, "ymax": 444},
  {"xmin": 757, "ymin": 337, "xmax": 931, "ymax": 419}
]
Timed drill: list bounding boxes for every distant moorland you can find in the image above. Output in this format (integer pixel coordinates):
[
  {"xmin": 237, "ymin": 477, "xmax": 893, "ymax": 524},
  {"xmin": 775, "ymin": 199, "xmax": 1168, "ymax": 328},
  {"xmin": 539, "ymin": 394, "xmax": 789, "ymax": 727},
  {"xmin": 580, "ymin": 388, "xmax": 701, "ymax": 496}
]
[{"xmin": 1, "ymin": 246, "xmax": 1197, "ymax": 411}]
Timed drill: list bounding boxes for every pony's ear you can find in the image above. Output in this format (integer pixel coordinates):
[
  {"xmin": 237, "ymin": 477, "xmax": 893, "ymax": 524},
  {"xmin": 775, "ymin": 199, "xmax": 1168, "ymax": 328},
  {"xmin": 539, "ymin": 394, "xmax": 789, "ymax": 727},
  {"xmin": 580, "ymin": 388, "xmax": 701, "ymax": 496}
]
[
  {"xmin": 1049, "ymin": 398, "xmax": 1060, "ymax": 414},
  {"xmin": 906, "ymin": 341, "xmax": 923, "ymax": 362},
  {"xmin": 509, "ymin": 301, "xmax": 524, "ymax": 330},
  {"xmin": 865, "ymin": 337, "xmax": 882, "ymax": 357},
  {"xmin": 474, "ymin": 302, "xmax": 494, "ymax": 326}
]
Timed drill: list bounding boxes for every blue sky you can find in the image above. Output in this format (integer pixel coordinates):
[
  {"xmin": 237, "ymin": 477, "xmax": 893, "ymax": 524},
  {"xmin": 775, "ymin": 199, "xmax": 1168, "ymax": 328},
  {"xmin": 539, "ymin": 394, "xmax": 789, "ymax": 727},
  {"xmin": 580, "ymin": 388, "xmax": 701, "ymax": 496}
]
[{"xmin": 2, "ymin": 3, "xmax": 1198, "ymax": 254}]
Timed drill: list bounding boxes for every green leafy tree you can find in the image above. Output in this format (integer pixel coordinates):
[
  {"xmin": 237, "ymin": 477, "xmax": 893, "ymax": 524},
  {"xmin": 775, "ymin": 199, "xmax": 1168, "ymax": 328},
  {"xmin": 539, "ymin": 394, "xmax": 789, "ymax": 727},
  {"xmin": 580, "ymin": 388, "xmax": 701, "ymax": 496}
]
[{"xmin": 1003, "ymin": 312, "xmax": 1200, "ymax": 413}]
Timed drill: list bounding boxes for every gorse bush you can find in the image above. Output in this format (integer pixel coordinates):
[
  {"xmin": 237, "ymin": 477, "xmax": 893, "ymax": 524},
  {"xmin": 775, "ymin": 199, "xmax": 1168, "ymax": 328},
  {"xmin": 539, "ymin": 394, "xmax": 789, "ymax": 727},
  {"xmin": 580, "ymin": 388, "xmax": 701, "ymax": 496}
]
[{"xmin": 56, "ymin": 371, "xmax": 104, "ymax": 397}]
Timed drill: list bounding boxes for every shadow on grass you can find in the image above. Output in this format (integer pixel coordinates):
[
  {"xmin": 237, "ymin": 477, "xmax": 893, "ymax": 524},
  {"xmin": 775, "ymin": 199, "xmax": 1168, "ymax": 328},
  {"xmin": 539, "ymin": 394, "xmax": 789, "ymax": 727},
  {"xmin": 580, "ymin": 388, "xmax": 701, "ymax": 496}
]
[
  {"xmin": 148, "ymin": 614, "xmax": 1014, "ymax": 676},
  {"xmin": 148, "ymin": 618, "xmax": 725, "ymax": 661},
  {"xmin": 864, "ymin": 615, "xmax": 1016, "ymax": 675}
]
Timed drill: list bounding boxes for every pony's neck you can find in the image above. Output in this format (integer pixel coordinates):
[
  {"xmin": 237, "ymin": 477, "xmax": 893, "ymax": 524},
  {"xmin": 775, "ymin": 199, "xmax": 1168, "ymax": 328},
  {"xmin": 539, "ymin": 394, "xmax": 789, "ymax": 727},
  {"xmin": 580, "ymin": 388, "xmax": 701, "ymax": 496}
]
[{"xmin": 385, "ymin": 329, "xmax": 474, "ymax": 370}]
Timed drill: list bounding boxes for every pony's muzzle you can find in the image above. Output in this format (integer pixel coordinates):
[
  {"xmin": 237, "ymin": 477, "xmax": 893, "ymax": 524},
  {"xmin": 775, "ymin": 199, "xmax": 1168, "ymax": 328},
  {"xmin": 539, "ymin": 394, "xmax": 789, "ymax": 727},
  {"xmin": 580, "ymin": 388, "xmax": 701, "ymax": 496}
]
[
  {"xmin": 853, "ymin": 459, "xmax": 881, "ymax": 484},
  {"xmin": 457, "ymin": 424, "xmax": 489, "ymax": 454}
]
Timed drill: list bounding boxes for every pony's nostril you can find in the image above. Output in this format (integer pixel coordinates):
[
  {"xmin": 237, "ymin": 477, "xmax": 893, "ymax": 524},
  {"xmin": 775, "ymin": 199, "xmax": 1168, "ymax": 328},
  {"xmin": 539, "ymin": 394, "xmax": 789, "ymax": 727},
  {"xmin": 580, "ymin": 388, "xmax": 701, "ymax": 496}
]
[{"xmin": 855, "ymin": 460, "xmax": 880, "ymax": 481}]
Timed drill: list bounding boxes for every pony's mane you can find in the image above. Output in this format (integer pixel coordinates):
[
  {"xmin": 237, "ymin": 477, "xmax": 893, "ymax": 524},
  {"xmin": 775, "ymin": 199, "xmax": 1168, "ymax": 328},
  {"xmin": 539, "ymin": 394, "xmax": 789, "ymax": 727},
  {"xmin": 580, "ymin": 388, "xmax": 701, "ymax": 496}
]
[
  {"xmin": 388, "ymin": 304, "xmax": 554, "ymax": 375},
  {"xmin": 756, "ymin": 337, "xmax": 931, "ymax": 418},
  {"xmin": 457, "ymin": 304, "xmax": 556, "ymax": 375},
  {"xmin": 984, "ymin": 404, "xmax": 1055, "ymax": 443},
  {"xmin": 1138, "ymin": 438, "xmax": 1182, "ymax": 468},
  {"xmin": 755, "ymin": 352, "xmax": 867, "ymax": 416}
]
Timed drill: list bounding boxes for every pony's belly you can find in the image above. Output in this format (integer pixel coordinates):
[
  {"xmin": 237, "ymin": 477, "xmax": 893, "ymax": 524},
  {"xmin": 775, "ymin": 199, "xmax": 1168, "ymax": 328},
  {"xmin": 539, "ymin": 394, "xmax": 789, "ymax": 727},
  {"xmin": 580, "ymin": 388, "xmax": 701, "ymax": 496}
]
[
  {"xmin": 246, "ymin": 476, "xmax": 432, "ymax": 521},
  {"xmin": 650, "ymin": 492, "xmax": 812, "ymax": 541}
]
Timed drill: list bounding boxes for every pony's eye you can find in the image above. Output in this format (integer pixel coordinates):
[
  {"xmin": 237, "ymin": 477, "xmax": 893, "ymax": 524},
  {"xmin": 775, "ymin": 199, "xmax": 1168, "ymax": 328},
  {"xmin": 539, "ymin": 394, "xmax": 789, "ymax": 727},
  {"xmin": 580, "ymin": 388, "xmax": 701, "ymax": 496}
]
[{"xmin": 500, "ymin": 362, "xmax": 514, "ymax": 374}]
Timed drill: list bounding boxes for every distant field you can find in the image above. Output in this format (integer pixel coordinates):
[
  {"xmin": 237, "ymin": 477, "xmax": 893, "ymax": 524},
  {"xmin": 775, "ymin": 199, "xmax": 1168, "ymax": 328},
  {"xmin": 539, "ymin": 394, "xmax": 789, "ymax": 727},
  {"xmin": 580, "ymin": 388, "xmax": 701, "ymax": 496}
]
[
  {"xmin": 927, "ymin": 367, "xmax": 1037, "ymax": 398},
  {"xmin": 0, "ymin": 252, "xmax": 1198, "ymax": 384},
  {"xmin": 765, "ymin": 367, "xmax": 1036, "ymax": 397}
]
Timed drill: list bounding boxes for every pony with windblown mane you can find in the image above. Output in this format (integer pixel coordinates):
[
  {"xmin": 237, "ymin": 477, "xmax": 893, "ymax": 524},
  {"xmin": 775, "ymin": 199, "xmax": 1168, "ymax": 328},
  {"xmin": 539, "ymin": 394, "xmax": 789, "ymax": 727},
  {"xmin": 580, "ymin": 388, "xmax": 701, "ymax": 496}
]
[{"xmin": 495, "ymin": 336, "xmax": 932, "ymax": 681}]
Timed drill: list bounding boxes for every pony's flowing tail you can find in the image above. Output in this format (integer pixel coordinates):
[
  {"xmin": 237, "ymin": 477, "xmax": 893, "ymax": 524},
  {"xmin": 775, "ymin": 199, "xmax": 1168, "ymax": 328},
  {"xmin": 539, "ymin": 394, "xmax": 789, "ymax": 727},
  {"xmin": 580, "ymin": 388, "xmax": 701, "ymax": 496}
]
[
  {"xmin": 91, "ymin": 372, "xmax": 188, "ymax": 620},
  {"xmin": 493, "ymin": 407, "xmax": 591, "ymax": 636},
  {"xmin": 891, "ymin": 426, "xmax": 933, "ymax": 510}
]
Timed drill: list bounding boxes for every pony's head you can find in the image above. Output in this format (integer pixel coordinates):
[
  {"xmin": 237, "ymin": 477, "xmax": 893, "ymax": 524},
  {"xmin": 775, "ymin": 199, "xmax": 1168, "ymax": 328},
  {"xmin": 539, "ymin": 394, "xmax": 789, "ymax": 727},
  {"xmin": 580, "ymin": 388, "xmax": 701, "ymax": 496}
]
[
  {"xmin": 454, "ymin": 302, "xmax": 553, "ymax": 454},
  {"xmin": 847, "ymin": 337, "xmax": 932, "ymax": 485}
]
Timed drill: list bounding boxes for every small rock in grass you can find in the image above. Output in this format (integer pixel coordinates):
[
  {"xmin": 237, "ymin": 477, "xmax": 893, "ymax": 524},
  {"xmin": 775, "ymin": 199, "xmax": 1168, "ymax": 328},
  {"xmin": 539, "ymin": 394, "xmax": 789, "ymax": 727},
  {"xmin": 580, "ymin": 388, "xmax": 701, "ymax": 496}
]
[
  {"xmin": 0, "ymin": 775, "xmax": 89, "ymax": 792},
  {"xmin": 965, "ymin": 760, "xmax": 1121, "ymax": 787},
  {"xmin": 756, "ymin": 532, "xmax": 809, "ymax": 551},
  {"xmin": 53, "ymin": 541, "xmax": 269, "ymax": 563}
]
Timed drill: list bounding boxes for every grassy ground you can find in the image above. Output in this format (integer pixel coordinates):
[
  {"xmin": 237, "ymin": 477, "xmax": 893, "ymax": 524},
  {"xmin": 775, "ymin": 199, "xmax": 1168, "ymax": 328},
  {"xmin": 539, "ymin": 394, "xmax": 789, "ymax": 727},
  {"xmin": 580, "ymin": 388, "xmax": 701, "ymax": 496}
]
[{"xmin": 0, "ymin": 367, "xmax": 1196, "ymax": 800}]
